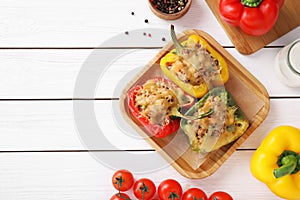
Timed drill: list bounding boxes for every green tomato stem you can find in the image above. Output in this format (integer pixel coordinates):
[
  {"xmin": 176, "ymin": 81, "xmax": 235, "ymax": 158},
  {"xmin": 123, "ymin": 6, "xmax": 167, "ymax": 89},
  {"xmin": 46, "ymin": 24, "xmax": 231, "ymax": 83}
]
[
  {"xmin": 193, "ymin": 197, "xmax": 204, "ymax": 200},
  {"xmin": 168, "ymin": 192, "xmax": 179, "ymax": 200},
  {"xmin": 241, "ymin": 0, "xmax": 263, "ymax": 7},
  {"xmin": 115, "ymin": 176, "xmax": 125, "ymax": 194},
  {"xmin": 140, "ymin": 182, "xmax": 149, "ymax": 200}
]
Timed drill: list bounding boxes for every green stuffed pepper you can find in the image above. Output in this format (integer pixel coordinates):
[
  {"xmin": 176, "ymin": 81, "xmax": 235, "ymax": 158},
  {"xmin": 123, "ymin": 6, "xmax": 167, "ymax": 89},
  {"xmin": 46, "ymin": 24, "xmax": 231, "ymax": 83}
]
[{"xmin": 180, "ymin": 87, "xmax": 249, "ymax": 153}]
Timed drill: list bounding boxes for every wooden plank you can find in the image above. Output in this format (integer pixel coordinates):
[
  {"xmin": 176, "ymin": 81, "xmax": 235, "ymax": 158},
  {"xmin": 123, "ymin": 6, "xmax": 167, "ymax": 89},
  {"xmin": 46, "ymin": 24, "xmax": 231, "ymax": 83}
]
[
  {"xmin": 0, "ymin": 151, "xmax": 281, "ymax": 199},
  {"xmin": 0, "ymin": 0, "xmax": 298, "ymax": 47},
  {"xmin": 0, "ymin": 0, "xmax": 231, "ymax": 47},
  {"xmin": 205, "ymin": 0, "xmax": 300, "ymax": 54},
  {"xmin": 0, "ymin": 99, "xmax": 299, "ymax": 151},
  {"xmin": 0, "ymin": 49, "xmax": 156, "ymax": 99},
  {"xmin": 0, "ymin": 48, "xmax": 299, "ymax": 99},
  {"xmin": 0, "ymin": 100, "xmax": 151, "ymax": 151}
]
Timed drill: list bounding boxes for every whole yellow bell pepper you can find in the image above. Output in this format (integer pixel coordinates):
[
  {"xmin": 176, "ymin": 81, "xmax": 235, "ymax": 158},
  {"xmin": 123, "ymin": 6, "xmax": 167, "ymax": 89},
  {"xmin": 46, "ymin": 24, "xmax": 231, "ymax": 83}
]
[
  {"xmin": 250, "ymin": 126, "xmax": 300, "ymax": 200},
  {"xmin": 160, "ymin": 32, "xmax": 229, "ymax": 98}
]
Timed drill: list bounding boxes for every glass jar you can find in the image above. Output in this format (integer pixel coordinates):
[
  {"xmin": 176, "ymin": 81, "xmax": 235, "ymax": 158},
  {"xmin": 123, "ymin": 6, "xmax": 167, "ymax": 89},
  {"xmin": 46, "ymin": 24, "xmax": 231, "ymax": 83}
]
[{"xmin": 274, "ymin": 39, "xmax": 300, "ymax": 87}]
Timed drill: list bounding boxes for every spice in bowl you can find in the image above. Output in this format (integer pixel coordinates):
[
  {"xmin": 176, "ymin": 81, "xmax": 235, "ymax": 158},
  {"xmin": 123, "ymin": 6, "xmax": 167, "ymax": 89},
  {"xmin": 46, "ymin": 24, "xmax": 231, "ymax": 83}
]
[
  {"xmin": 148, "ymin": 0, "xmax": 192, "ymax": 20},
  {"xmin": 150, "ymin": 0, "xmax": 188, "ymax": 14}
]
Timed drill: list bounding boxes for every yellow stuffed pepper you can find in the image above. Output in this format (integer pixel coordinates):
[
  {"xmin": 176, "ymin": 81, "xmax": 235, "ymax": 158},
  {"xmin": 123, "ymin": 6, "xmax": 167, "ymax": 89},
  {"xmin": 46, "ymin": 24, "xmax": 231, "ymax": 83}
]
[
  {"xmin": 160, "ymin": 26, "xmax": 229, "ymax": 98},
  {"xmin": 250, "ymin": 126, "xmax": 300, "ymax": 200}
]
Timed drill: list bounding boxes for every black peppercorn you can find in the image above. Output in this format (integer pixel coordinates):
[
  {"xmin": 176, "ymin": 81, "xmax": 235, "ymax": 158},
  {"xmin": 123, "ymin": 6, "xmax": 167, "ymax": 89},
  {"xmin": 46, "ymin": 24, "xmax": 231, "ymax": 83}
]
[{"xmin": 150, "ymin": 0, "xmax": 188, "ymax": 14}]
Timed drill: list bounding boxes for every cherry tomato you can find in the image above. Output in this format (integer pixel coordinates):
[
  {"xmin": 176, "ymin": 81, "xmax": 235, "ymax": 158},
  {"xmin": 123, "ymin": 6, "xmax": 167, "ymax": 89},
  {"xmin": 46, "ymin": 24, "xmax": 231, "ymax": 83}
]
[
  {"xmin": 208, "ymin": 191, "xmax": 233, "ymax": 200},
  {"xmin": 158, "ymin": 179, "xmax": 182, "ymax": 200},
  {"xmin": 110, "ymin": 193, "xmax": 131, "ymax": 200},
  {"xmin": 112, "ymin": 169, "xmax": 134, "ymax": 192},
  {"xmin": 182, "ymin": 188, "xmax": 208, "ymax": 200},
  {"xmin": 133, "ymin": 178, "xmax": 156, "ymax": 200}
]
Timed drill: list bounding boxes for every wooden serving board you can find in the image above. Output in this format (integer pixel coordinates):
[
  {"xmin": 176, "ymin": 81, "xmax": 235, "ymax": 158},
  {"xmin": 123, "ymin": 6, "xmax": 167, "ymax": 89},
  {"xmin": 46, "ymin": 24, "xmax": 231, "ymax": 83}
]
[
  {"xmin": 120, "ymin": 30, "xmax": 270, "ymax": 179},
  {"xmin": 205, "ymin": 0, "xmax": 300, "ymax": 55}
]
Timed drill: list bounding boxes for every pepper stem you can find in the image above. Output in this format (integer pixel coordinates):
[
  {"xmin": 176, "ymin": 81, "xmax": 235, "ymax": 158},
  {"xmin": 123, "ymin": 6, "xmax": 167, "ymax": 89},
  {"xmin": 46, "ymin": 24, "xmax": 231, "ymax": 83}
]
[
  {"xmin": 171, "ymin": 108, "xmax": 213, "ymax": 120},
  {"xmin": 170, "ymin": 24, "xmax": 184, "ymax": 54},
  {"xmin": 241, "ymin": 0, "xmax": 263, "ymax": 7},
  {"xmin": 274, "ymin": 150, "xmax": 300, "ymax": 178}
]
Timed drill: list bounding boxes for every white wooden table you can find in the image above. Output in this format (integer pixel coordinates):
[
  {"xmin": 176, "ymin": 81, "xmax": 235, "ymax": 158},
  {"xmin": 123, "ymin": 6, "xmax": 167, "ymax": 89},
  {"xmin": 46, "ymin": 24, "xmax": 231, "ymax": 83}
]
[{"xmin": 0, "ymin": 1, "xmax": 299, "ymax": 199}]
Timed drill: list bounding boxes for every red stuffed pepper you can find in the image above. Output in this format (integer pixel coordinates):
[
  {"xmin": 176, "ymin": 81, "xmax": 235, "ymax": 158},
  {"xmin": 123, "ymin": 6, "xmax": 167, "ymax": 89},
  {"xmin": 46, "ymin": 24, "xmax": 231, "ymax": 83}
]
[
  {"xmin": 128, "ymin": 77, "xmax": 193, "ymax": 138},
  {"xmin": 219, "ymin": 0, "xmax": 284, "ymax": 36}
]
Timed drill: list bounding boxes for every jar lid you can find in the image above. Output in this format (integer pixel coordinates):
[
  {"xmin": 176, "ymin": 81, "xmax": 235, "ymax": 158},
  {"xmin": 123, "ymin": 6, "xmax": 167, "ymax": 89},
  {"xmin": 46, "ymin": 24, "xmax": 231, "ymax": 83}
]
[{"xmin": 288, "ymin": 39, "xmax": 300, "ymax": 74}]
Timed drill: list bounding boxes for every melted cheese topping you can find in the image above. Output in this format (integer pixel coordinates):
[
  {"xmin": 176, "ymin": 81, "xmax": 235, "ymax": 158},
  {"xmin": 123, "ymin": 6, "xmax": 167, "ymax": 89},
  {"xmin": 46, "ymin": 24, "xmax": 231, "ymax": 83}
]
[
  {"xmin": 189, "ymin": 96, "xmax": 236, "ymax": 146},
  {"xmin": 167, "ymin": 44, "xmax": 221, "ymax": 86},
  {"xmin": 134, "ymin": 80, "xmax": 179, "ymax": 126}
]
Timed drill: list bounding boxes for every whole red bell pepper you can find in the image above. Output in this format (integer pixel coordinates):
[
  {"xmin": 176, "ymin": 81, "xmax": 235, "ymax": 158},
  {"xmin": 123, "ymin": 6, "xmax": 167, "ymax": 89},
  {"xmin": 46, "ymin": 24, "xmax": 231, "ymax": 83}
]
[
  {"xmin": 219, "ymin": 0, "xmax": 284, "ymax": 36},
  {"xmin": 127, "ymin": 77, "xmax": 193, "ymax": 138}
]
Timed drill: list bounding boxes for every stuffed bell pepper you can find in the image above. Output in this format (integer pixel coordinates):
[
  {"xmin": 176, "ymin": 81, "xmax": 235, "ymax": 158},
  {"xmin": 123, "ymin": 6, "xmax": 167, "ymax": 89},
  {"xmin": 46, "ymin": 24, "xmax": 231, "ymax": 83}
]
[
  {"xmin": 127, "ymin": 77, "xmax": 194, "ymax": 138},
  {"xmin": 250, "ymin": 126, "xmax": 300, "ymax": 200},
  {"xmin": 180, "ymin": 87, "xmax": 249, "ymax": 152},
  {"xmin": 160, "ymin": 25, "xmax": 229, "ymax": 98}
]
